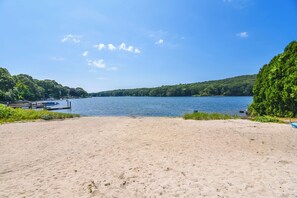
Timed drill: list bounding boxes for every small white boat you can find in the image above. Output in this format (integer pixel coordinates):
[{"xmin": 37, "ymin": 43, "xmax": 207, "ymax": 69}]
[{"xmin": 42, "ymin": 101, "xmax": 59, "ymax": 106}]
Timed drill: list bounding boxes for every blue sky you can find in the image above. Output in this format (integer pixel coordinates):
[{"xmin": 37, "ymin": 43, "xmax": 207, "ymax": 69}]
[{"xmin": 0, "ymin": 0, "xmax": 296, "ymax": 92}]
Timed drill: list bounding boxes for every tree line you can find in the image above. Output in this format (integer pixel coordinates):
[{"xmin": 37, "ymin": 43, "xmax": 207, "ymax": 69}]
[
  {"xmin": 90, "ymin": 74, "xmax": 256, "ymax": 97},
  {"xmin": 0, "ymin": 67, "xmax": 88, "ymax": 102}
]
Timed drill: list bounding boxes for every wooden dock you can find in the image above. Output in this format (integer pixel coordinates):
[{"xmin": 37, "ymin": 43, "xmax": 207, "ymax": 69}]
[
  {"xmin": 44, "ymin": 106, "xmax": 71, "ymax": 111},
  {"xmin": 7, "ymin": 101, "xmax": 33, "ymax": 109},
  {"xmin": 7, "ymin": 100, "xmax": 72, "ymax": 111},
  {"xmin": 44, "ymin": 100, "xmax": 72, "ymax": 111}
]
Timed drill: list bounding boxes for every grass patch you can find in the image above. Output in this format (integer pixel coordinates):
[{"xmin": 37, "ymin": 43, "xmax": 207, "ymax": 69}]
[
  {"xmin": 250, "ymin": 116, "xmax": 285, "ymax": 123},
  {"xmin": 0, "ymin": 104, "xmax": 79, "ymax": 124},
  {"xmin": 183, "ymin": 111, "xmax": 240, "ymax": 120}
]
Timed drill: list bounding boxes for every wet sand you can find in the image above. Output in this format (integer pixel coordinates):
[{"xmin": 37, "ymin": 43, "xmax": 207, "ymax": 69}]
[{"xmin": 0, "ymin": 117, "xmax": 297, "ymax": 197}]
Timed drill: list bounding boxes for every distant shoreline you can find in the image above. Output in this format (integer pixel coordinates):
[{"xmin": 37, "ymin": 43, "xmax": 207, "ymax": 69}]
[
  {"xmin": 90, "ymin": 74, "xmax": 256, "ymax": 97},
  {"xmin": 90, "ymin": 94, "xmax": 254, "ymax": 98}
]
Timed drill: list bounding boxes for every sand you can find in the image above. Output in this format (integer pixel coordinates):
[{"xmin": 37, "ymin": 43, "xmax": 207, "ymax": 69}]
[{"xmin": 0, "ymin": 117, "xmax": 297, "ymax": 197}]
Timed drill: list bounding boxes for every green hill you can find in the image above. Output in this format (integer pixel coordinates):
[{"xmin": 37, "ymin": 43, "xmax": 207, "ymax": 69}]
[
  {"xmin": 0, "ymin": 67, "xmax": 88, "ymax": 102},
  {"xmin": 91, "ymin": 74, "xmax": 256, "ymax": 97}
]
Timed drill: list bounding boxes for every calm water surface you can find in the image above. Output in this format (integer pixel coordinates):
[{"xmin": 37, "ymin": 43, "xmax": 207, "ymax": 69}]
[{"xmin": 53, "ymin": 96, "xmax": 253, "ymax": 117}]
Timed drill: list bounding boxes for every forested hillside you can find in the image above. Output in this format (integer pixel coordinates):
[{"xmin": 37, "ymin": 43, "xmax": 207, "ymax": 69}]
[
  {"xmin": 249, "ymin": 41, "xmax": 297, "ymax": 117},
  {"xmin": 0, "ymin": 67, "xmax": 88, "ymax": 102},
  {"xmin": 91, "ymin": 74, "xmax": 256, "ymax": 97}
]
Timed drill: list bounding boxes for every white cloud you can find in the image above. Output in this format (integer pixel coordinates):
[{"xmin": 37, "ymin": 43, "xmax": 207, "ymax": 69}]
[
  {"xmin": 119, "ymin": 43, "xmax": 127, "ymax": 50},
  {"xmin": 118, "ymin": 43, "xmax": 138, "ymax": 53},
  {"xmin": 61, "ymin": 34, "xmax": 80, "ymax": 43},
  {"xmin": 127, "ymin": 46, "xmax": 134, "ymax": 52},
  {"xmin": 50, "ymin": 57, "xmax": 64, "ymax": 61},
  {"xmin": 82, "ymin": 51, "xmax": 88, "ymax": 57},
  {"xmin": 155, "ymin": 39, "xmax": 164, "ymax": 45},
  {"xmin": 87, "ymin": 59, "xmax": 106, "ymax": 68},
  {"xmin": 87, "ymin": 59, "xmax": 118, "ymax": 71},
  {"xmin": 94, "ymin": 43, "xmax": 105, "ymax": 50},
  {"xmin": 236, "ymin": 32, "xmax": 249, "ymax": 38},
  {"xmin": 134, "ymin": 48, "xmax": 141, "ymax": 54},
  {"xmin": 108, "ymin": 44, "xmax": 116, "ymax": 51},
  {"xmin": 93, "ymin": 42, "xmax": 140, "ymax": 54}
]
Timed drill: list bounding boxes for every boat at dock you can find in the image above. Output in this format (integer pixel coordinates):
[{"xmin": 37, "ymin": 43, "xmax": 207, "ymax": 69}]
[
  {"xmin": 7, "ymin": 100, "xmax": 71, "ymax": 111},
  {"xmin": 44, "ymin": 106, "xmax": 71, "ymax": 110},
  {"xmin": 39, "ymin": 101, "xmax": 59, "ymax": 106}
]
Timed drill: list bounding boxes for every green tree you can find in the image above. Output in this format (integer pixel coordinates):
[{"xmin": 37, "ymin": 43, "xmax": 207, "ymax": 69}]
[
  {"xmin": 0, "ymin": 67, "xmax": 88, "ymax": 102},
  {"xmin": 13, "ymin": 81, "xmax": 30, "ymax": 100},
  {"xmin": 14, "ymin": 74, "xmax": 43, "ymax": 100},
  {"xmin": 0, "ymin": 68, "xmax": 15, "ymax": 92},
  {"xmin": 249, "ymin": 41, "xmax": 297, "ymax": 117}
]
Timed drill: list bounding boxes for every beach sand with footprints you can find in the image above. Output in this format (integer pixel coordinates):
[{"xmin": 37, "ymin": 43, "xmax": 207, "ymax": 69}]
[{"xmin": 1, "ymin": 117, "xmax": 297, "ymax": 197}]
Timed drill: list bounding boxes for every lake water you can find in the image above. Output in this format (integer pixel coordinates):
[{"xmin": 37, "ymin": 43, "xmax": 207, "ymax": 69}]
[{"xmin": 53, "ymin": 96, "xmax": 253, "ymax": 117}]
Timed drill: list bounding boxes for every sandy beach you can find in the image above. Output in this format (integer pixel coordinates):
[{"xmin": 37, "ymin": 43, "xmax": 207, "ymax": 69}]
[{"xmin": 0, "ymin": 117, "xmax": 297, "ymax": 197}]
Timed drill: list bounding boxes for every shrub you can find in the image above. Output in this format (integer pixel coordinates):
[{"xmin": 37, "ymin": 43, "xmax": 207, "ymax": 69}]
[
  {"xmin": 0, "ymin": 104, "xmax": 79, "ymax": 123},
  {"xmin": 251, "ymin": 116, "xmax": 284, "ymax": 123},
  {"xmin": 183, "ymin": 111, "xmax": 239, "ymax": 120}
]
